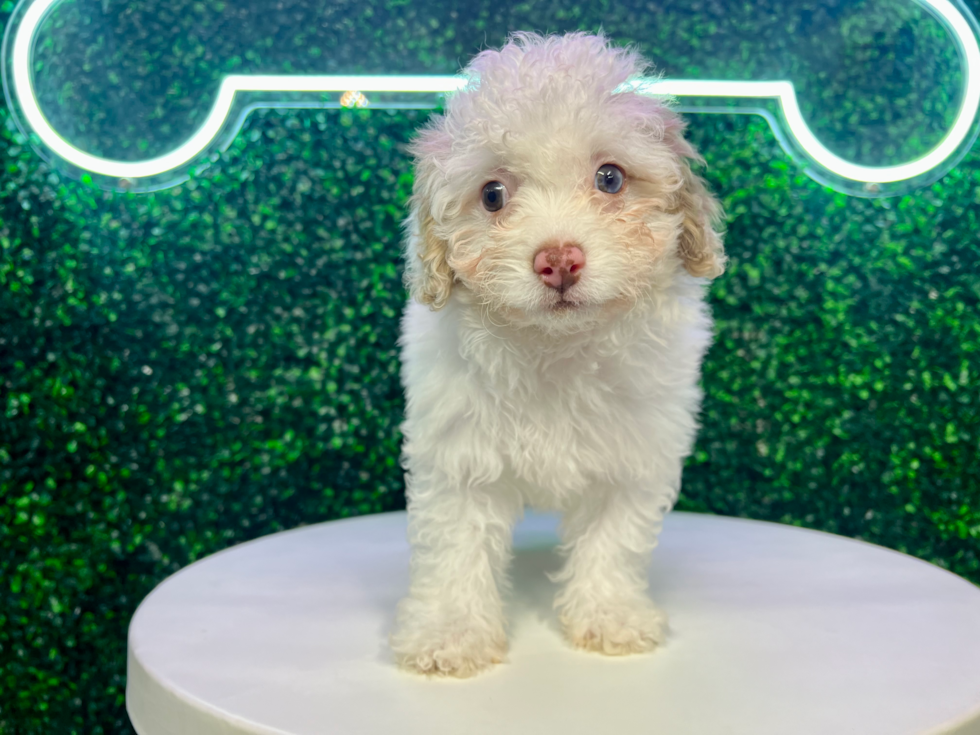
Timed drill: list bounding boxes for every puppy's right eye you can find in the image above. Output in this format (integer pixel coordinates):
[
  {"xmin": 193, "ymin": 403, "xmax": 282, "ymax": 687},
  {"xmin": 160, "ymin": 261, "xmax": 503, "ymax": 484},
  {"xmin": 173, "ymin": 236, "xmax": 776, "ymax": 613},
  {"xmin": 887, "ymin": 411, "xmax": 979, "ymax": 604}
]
[
  {"xmin": 595, "ymin": 164, "xmax": 624, "ymax": 194},
  {"xmin": 481, "ymin": 181, "xmax": 507, "ymax": 212}
]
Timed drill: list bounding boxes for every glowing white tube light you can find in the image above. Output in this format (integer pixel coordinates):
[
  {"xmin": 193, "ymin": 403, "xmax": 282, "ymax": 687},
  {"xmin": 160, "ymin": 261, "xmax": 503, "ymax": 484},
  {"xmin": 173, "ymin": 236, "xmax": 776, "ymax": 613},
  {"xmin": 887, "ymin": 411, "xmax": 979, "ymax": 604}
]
[{"xmin": 8, "ymin": 0, "xmax": 980, "ymax": 186}]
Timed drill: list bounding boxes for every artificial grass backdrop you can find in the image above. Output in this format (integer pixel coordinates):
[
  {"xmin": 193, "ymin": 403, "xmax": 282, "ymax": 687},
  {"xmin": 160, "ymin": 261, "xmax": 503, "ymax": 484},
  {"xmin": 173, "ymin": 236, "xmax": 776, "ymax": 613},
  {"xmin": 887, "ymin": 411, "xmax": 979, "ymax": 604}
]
[{"xmin": 2, "ymin": 0, "xmax": 979, "ymax": 732}]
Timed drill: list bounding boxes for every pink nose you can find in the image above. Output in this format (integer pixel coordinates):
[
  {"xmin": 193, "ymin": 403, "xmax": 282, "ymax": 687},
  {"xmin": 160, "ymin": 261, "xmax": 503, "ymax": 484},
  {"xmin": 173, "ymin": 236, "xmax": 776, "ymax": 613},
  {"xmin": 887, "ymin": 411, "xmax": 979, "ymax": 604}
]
[{"xmin": 533, "ymin": 245, "xmax": 585, "ymax": 291}]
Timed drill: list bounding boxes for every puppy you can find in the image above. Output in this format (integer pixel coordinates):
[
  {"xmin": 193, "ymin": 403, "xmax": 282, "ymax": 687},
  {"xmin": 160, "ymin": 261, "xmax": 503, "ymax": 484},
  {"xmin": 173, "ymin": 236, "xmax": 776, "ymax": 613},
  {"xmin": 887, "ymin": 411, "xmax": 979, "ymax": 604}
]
[{"xmin": 391, "ymin": 32, "xmax": 725, "ymax": 677}]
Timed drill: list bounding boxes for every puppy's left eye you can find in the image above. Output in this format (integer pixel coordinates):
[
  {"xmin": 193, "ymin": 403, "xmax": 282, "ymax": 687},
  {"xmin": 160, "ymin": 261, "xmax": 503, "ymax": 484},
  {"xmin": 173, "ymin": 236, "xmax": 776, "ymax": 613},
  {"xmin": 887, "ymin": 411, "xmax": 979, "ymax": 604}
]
[
  {"xmin": 482, "ymin": 181, "xmax": 507, "ymax": 212},
  {"xmin": 595, "ymin": 164, "xmax": 624, "ymax": 194}
]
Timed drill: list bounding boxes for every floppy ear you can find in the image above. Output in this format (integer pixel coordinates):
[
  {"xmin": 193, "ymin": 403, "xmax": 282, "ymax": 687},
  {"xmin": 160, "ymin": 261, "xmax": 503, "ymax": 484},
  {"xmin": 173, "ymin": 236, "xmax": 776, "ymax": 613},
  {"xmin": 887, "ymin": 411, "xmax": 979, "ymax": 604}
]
[
  {"xmin": 403, "ymin": 124, "xmax": 455, "ymax": 310},
  {"xmin": 664, "ymin": 123, "xmax": 727, "ymax": 279},
  {"xmin": 404, "ymin": 201, "xmax": 454, "ymax": 310},
  {"xmin": 673, "ymin": 161, "xmax": 726, "ymax": 278}
]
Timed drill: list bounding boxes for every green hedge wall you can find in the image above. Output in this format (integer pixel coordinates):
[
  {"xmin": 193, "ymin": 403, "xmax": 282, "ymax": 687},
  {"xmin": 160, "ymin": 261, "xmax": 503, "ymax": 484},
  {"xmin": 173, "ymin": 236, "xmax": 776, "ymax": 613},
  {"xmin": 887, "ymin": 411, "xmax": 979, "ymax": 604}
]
[{"xmin": 2, "ymin": 0, "xmax": 979, "ymax": 733}]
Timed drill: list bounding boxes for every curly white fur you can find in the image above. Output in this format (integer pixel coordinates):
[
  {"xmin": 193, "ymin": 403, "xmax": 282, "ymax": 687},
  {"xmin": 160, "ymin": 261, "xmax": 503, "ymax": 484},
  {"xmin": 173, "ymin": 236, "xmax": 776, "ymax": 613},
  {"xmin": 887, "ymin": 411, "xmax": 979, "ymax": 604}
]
[{"xmin": 390, "ymin": 32, "xmax": 726, "ymax": 677}]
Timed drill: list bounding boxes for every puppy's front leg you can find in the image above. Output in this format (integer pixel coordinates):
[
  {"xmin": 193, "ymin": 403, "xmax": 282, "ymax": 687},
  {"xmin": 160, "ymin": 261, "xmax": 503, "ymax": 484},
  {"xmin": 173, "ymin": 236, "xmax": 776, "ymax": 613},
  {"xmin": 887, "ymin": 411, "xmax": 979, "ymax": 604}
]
[
  {"xmin": 391, "ymin": 473, "xmax": 520, "ymax": 677},
  {"xmin": 554, "ymin": 483, "xmax": 673, "ymax": 655}
]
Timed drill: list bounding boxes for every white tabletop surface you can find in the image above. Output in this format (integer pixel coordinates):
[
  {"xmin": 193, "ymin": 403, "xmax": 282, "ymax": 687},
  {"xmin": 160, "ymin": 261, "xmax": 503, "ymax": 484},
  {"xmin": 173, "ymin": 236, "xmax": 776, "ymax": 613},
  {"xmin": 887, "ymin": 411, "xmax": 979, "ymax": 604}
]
[{"xmin": 127, "ymin": 510, "xmax": 980, "ymax": 735}]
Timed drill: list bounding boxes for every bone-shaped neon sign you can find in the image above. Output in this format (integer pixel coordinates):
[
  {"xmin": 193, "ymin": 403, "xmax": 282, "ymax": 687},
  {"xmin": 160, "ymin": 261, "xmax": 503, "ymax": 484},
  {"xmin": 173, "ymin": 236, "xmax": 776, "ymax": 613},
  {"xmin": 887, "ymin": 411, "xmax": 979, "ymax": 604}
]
[{"xmin": 3, "ymin": 0, "xmax": 979, "ymax": 195}]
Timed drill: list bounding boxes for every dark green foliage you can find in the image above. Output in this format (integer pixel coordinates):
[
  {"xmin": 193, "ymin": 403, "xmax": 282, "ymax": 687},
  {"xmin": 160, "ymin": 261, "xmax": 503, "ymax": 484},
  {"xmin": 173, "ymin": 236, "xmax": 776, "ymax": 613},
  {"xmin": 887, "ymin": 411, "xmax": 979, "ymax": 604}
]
[
  {"xmin": 1, "ymin": 0, "xmax": 979, "ymax": 733},
  {"xmin": 1, "ymin": 105, "xmax": 414, "ymax": 733},
  {"xmin": 681, "ymin": 116, "xmax": 980, "ymax": 580}
]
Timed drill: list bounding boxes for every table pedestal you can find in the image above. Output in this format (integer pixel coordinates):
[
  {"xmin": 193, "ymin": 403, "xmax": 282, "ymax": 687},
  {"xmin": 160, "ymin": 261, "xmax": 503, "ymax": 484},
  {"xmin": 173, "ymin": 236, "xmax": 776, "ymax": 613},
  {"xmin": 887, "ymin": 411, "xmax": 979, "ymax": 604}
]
[{"xmin": 127, "ymin": 511, "xmax": 980, "ymax": 734}]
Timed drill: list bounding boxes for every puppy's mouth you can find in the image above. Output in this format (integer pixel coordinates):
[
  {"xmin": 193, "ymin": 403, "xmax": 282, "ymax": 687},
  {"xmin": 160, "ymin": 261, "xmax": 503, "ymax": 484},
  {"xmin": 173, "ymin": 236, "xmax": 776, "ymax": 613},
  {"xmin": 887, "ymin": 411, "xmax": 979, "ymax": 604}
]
[{"xmin": 550, "ymin": 297, "xmax": 580, "ymax": 312}]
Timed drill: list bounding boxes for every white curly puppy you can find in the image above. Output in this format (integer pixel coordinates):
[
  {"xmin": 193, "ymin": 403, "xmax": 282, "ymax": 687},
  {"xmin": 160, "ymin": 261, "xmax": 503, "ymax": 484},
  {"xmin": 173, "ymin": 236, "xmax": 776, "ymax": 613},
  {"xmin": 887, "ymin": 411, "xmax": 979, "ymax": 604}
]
[{"xmin": 391, "ymin": 31, "xmax": 725, "ymax": 677}]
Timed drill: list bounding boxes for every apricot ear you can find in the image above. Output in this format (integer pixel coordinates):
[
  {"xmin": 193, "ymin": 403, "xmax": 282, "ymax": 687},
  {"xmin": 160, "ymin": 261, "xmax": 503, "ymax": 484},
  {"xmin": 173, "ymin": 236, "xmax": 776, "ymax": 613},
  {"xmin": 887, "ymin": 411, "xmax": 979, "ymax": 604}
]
[
  {"xmin": 404, "ymin": 205, "xmax": 453, "ymax": 310},
  {"xmin": 675, "ymin": 163, "xmax": 726, "ymax": 279},
  {"xmin": 402, "ymin": 122, "xmax": 455, "ymax": 310},
  {"xmin": 657, "ymin": 113, "xmax": 726, "ymax": 278}
]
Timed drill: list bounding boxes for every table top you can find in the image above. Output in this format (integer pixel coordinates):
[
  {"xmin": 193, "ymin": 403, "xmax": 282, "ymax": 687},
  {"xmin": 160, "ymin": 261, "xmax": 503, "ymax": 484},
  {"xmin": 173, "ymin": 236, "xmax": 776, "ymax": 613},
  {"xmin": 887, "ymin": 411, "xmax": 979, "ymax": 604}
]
[{"xmin": 127, "ymin": 510, "xmax": 980, "ymax": 735}]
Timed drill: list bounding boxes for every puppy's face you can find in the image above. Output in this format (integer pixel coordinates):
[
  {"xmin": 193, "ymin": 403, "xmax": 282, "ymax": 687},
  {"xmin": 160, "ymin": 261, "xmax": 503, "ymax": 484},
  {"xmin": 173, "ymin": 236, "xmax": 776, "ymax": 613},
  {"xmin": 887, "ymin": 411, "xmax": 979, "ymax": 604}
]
[{"xmin": 405, "ymin": 34, "xmax": 725, "ymax": 334}]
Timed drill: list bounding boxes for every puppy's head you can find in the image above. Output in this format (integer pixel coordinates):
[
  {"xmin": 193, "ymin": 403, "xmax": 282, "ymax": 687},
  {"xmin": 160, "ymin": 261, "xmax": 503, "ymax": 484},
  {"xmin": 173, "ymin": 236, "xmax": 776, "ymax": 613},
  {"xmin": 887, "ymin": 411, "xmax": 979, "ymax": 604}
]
[{"xmin": 404, "ymin": 32, "xmax": 725, "ymax": 333}]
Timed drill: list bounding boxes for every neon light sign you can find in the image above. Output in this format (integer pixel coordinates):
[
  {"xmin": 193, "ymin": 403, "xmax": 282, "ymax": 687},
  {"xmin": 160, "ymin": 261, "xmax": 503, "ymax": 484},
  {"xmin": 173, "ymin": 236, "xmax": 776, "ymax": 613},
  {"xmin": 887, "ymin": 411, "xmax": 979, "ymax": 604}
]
[{"xmin": 3, "ymin": 0, "xmax": 979, "ymax": 195}]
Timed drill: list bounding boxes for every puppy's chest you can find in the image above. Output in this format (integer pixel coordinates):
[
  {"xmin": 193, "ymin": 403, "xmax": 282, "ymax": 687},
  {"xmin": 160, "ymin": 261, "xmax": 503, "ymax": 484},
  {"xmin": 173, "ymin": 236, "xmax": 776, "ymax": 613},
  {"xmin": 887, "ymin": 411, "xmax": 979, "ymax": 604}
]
[
  {"xmin": 478, "ymin": 358, "xmax": 661, "ymax": 489},
  {"xmin": 488, "ymin": 360, "xmax": 626, "ymax": 420}
]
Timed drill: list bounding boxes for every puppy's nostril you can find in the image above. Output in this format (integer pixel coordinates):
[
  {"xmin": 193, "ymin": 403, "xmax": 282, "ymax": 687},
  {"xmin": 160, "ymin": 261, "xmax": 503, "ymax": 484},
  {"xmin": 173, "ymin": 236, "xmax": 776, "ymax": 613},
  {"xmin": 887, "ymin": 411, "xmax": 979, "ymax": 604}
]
[{"xmin": 542, "ymin": 267, "xmax": 554, "ymax": 275}]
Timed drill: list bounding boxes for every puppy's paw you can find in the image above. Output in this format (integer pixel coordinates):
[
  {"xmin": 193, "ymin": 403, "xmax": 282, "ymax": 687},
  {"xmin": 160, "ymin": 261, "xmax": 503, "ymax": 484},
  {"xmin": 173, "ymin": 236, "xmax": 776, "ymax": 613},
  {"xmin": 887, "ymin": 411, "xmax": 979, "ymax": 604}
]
[
  {"xmin": 562, "ymin": 600, "xmax": 668, "ymax": 656},
  {"xmin": 390, "ymin": 601, "xmax": 507, "ymax": 678}
]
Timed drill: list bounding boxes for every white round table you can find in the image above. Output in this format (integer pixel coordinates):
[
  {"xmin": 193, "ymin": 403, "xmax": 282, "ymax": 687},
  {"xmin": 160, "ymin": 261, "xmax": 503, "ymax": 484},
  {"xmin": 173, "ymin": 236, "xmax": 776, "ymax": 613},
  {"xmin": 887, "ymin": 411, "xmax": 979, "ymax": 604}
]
[{"xmin": 127, "ymin": 511, "xmax": 980, "ymax": 735}]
